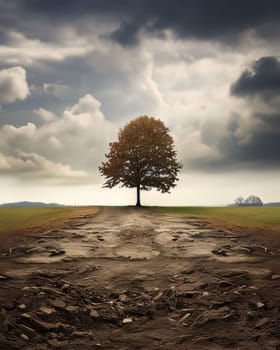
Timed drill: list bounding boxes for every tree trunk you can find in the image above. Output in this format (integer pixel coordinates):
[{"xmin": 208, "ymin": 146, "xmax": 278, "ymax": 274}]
[{"xmin": 136, "ymin": 185, "xmax": 141, "ymax": 207}]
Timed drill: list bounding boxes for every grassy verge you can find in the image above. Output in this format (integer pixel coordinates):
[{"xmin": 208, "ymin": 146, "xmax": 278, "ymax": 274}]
[
  {"xmin": 0, "ymin": 206, "xmax": 99, "ymax": 236},
  {"xmin": 154, "ymin": 206, "xmax": 280, "ymax": 232}
]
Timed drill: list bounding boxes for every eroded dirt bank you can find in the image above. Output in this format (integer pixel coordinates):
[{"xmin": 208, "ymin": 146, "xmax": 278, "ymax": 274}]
[{"xmin": 0, "ymin": 207, "xmax": 279, "ymax": 349}]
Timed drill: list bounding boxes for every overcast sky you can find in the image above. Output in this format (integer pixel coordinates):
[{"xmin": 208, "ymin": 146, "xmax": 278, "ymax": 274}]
[{"xmin": 0, "ymin": 0, "xmax": 280, "ymax": 206}]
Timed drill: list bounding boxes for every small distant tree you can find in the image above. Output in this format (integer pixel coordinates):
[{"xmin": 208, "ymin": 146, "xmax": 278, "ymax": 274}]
[
  {"xmin": 99, "ymin": 116, "xmax": 182, "ymax": 207},
  {"xmin": 234, "ymin": 196, "xmax": 245, "ymax": 205}
]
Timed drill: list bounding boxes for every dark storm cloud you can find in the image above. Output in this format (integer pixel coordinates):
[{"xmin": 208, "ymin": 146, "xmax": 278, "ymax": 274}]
[
  {"xmin": 225, "ymin": 114, "xmax": 280, "ymax": 167},
  {"xmin": 231, "ymin": 57, "xmax": 280, "ymax": 97},
  {"xmin": 6, "ymin": 0, "xmax": 280, "ymax": 45},
  {"xmin": 192, "ymin": 111, "xmax": 280, "ymax": 172}
]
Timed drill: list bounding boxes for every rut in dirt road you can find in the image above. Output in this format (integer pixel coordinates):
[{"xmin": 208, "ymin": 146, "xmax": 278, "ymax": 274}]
[
  {"xmin": 0, "ymin": 207, "xmax": 280, "ymax": 349},
  {"xmin": 9, "ymin": 207, "xmax": 272, "ymax": 263}
]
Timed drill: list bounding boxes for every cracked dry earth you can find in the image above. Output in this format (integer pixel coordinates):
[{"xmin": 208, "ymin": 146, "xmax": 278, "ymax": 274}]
[{"xmin": 0, "ymin": 207, "xmax": 280, "ymax": 350}]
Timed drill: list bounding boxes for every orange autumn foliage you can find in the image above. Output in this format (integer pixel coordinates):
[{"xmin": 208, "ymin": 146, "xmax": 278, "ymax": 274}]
[{"xmin": 99, "ymin": 116, "xmax": 182, "ymax": 206}]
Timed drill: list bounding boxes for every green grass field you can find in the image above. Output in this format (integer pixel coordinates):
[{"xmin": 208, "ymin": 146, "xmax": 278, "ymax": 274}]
[
  {"xmin": 154, "ymin": 206, "xmax": 280, "ymax": 231},
  {"xmin": 0, "ymin": 207, "xmax": 99, "ymax": 235}
]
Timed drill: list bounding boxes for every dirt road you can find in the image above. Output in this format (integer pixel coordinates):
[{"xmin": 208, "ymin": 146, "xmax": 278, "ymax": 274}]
[{"xmin": 0, "ymin": 207, "xmax": 280, "ymax": 349}]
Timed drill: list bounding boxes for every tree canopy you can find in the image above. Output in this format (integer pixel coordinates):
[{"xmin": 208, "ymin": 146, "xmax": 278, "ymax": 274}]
[{"xmin": 99, "ymin": 116, "xmax": 182, "ymax": 206}]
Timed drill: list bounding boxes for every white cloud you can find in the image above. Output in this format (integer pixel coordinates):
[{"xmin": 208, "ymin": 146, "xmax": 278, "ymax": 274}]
[
  {"xmin": 48, "ymin": 136, "xmax": 62, "ymax": 149},
  {"xmin": 0, "ymin": 152, "xmax": 35, "ymax": 172},
  {"xmin": 33, "ymin": 108, "xmax": 57, "ymax": 122},
  {"xmin": 0, "ymin": 94, "xmax": 117, "ymax": 184},
  {"xmin": 0, "ymin": 151, "xmax": 87, "ymax": 183},
  {"xmin": 68, "ymin": 94, "xmax": 102, "ymax": 116},
  {"xmin": 0, "ymin": 66, "xmax": 29, "ymax": 104},
  {"xmin": 0, "ymin": 31, "xmax": 91, "ymax": 65},
  {"xmin": 43, "ymin": 83, "xmax": 69, "ymax": 98}
]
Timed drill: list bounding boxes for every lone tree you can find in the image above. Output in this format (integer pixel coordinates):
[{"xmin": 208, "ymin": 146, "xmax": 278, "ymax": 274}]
[{"xmin": 99, "ymin": 116, "xmax": 182, "ymax": 207}]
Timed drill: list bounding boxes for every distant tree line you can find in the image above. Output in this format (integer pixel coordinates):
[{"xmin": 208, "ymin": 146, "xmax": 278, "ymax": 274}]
[{"xmin": 234, "ymin": 195, "xmax": 263, "ymax": 206}]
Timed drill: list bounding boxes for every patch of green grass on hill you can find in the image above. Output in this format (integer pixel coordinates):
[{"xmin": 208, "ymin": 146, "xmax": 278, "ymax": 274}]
[
  {"xmin": 0, "ymin": 206, "xmax": 99, "ymax": 235},
  {"xmin": 154, "ymin": 206, "xmax": 280, "ymax": 231}
]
